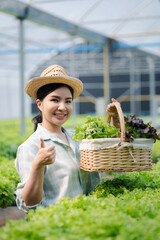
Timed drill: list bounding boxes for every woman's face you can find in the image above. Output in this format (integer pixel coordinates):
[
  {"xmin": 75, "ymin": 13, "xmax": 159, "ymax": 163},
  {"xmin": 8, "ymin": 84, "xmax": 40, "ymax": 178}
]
[{"xmin": 36, "ymin": 86, "xmax": 73, "ymax": 130}]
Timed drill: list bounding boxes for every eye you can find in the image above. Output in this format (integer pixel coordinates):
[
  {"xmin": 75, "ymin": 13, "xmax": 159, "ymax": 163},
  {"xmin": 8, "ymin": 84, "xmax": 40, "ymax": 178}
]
[
  {"xmin": 51, "ymin": 98, "xmax": 58, "ymax": 102},
  {"xmin": 66, "ymin": 100, "xmax": 72, "ymax": 104}
]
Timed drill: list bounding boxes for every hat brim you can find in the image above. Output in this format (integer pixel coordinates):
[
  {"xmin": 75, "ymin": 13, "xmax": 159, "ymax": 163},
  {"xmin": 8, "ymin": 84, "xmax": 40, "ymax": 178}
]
[{"xmin": 25, "ymin": 76, "xmax": 83, "ymax": 100}]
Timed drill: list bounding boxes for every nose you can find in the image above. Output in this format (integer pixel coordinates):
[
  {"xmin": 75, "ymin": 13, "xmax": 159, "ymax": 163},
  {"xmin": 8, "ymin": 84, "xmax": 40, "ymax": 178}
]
[{"xmin": 58, "ymin": 101, "xmax": 66, "ymax": 111}]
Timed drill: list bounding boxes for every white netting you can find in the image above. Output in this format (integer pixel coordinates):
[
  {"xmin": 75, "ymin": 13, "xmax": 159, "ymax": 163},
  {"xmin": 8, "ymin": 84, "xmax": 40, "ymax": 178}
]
[{"xmin": 79, "ymin": 138, "xmax": 154, "ymax": 151}]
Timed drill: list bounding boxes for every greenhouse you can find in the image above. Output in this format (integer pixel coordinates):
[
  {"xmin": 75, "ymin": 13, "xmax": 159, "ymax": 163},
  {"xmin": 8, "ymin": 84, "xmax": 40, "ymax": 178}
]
[{"xmin": 0, "ymin": 0, "xmax": 160, "ymax": 239}]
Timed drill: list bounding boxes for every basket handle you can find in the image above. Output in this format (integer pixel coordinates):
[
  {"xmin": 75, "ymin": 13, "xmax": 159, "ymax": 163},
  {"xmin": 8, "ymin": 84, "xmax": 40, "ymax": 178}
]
[{"xmin": 107, "ymin": 101, "xmax": 126, "ymax": 141}]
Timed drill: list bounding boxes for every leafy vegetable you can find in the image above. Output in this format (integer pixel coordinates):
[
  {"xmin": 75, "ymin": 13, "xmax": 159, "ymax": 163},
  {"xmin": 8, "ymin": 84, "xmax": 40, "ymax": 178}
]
[
  {"xmin": 0, "ymin": 158, "xmax": 20, "ymax": 208},
  {"xmin": 71, "ymin": 116, "xmax": 120, "ymax": 141},
  {"xmin": 1, "ymin": 163, "xmax": 160, "ymax": 239},
  {"xmin": 0, "ymin": 142, "xmax": 19, "ymax": 159},
  {"xmin": 124, "ymin": 114, "xmax": 160, "ymax": 142},
  {"xmin": 91, "ymin": 167, "xmax": 160, "ymax": 198}
]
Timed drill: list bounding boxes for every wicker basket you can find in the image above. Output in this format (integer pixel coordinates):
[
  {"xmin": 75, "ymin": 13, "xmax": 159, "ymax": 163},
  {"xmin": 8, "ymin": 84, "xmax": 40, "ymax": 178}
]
[{"xmin": 79, "ymin": 102, "xmax": 153, "ymax": 172}]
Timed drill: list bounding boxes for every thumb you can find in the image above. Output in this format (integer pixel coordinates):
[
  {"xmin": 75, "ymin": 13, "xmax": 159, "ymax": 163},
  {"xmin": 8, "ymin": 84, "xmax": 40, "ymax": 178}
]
[
  {"xmin": 40, "ymin": 138, "xmax": 45, "ymax": 148},
  {"xmin": 111, "ymin": 98, "xmax": 117, "ymax": 103}
]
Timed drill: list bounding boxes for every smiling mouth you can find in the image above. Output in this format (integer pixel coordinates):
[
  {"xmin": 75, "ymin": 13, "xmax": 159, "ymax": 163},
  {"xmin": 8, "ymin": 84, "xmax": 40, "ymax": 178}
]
[{"xmin": 54, "ymin": 113, "xmax": 67, "ymax": 119}]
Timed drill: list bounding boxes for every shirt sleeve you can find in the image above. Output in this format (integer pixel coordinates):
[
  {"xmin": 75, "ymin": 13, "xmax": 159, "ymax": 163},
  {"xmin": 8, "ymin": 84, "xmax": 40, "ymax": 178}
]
[
  {"xmin": 15, "ymin": 142, "xmax": 42, "ymax": 213},
  {"xmin": 15, "ymin": 181, "xmax": 42, "ymax": 213}
]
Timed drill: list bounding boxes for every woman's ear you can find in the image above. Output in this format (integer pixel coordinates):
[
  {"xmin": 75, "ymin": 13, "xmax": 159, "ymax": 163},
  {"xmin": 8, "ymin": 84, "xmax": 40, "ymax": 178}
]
[{"xmin": 36, "ymin": 99, "xmax": 42, "ymax": 111}]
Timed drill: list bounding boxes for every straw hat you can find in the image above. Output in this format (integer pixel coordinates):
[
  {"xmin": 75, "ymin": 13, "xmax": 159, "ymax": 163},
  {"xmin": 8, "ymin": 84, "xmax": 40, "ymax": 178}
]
[{"xmin": 25, "ymin": 65, "xmax": 83, "ymax": 100}]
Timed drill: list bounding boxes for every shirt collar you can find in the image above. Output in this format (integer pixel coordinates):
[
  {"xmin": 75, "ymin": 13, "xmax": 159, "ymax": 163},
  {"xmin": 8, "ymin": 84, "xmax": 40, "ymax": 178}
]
[
  {"xmin": 36, "ymin": 124, "xmax": 76, "ymax": 153},
  {"xmin": 36, "ymin": 124, "xmax": 56, "ymax": 141}
]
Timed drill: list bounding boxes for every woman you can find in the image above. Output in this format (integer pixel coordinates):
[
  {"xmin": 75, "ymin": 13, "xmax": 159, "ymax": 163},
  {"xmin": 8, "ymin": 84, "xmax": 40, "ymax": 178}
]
[{"xmin": 15, "ymin": 64, "xmax": 118, "ymax": 213}]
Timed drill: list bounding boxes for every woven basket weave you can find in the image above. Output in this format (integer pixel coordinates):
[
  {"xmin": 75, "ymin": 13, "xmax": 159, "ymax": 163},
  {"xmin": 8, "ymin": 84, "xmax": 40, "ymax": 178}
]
[{"xmin": 79, "ymin": 102, "xmax": 153, "ymax": 172}]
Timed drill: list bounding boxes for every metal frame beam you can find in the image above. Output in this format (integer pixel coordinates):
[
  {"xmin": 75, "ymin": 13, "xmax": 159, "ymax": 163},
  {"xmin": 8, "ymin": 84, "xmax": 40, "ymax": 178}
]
[
  {"xmin": 19, "ymin": 18, "xmax": 25, "ymax": 136},
  {"xmin": 0, "ymin": 0, "xmax": 107, "ymax": 44},
  {"xmin": 82, "ymin": 15, "xmax": 160, "ymax": 24}
]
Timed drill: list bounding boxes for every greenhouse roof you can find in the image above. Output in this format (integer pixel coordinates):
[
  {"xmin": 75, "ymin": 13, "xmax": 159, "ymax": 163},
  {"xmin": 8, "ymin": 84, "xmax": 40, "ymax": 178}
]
[
  {"xmin": 0, "ymin": 0, "xmax": 160, "ymax": 79},
  {"xmin": 0, "ymin": 0, "xmax": 160, "ymax": 130},
  {"xmin": 0, "ymin": 0, "xmax": 160, "ymax": 83},
  {"xmin": 1, "ymin": 0, "xmax": 160, "ymax": 72}
]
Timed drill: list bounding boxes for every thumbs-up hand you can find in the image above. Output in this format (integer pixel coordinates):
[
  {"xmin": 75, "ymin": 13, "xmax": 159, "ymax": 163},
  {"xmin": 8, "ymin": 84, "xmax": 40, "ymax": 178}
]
[{"xmin": 33, "ymin": 138, "xmax": 56, "ymax": 168}]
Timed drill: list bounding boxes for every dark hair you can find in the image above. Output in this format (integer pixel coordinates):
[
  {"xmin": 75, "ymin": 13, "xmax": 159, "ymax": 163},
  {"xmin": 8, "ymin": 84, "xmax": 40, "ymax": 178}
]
[{"xmin": 32, "ymin": 83, "xmax": 73, "ymax": 132}]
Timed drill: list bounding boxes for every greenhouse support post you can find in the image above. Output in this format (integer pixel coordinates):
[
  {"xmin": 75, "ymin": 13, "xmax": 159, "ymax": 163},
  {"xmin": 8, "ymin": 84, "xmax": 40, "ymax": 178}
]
[
  {"xmin": 126, "ymin": 51, "xmax": 135, "ymax": 115},
  {"xmin": 70, "ymin": 37, "xmax": 77, "ymax": 128},
  {"xmin": 147, "ymin": 57, "xmax": 156, "ymax": 126},
  {"xmin": 103, "ymin": 44, "xmax": 110, "ymax": 107},
  {"xmin": 19, "ymin": 17, "xmax": 25, "ymax": 136}
]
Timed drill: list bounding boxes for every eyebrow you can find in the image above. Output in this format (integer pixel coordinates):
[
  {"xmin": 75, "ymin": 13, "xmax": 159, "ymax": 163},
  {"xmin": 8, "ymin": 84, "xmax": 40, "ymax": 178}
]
[{"xmin": 50, "ymin": 95, "xmax": 73, "ymax": 100}]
